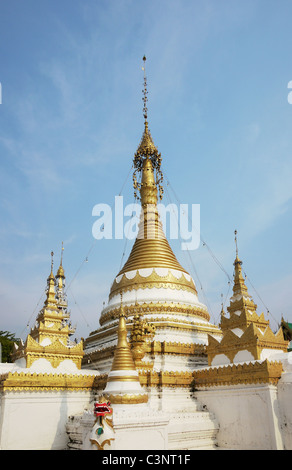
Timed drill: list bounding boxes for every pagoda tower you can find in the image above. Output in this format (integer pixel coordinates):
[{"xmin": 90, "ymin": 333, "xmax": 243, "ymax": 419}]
[
  {"xmin": 83, "ymin": 58, "xmax": 222, "ymax": 404},
  {"xmin": 102, "ymin": 299, "xmax": 148, "ymax": 406},
  {"xmin": 55, "ymin": 242, "xmax": 77, "ymax": 343},
  {"xmin": 12, "ymin": 250, "xmax": 83, "ymax": 369},
  {"xmin": 206, "ymin": 231, "xmax": 288, "ymax": 367}
]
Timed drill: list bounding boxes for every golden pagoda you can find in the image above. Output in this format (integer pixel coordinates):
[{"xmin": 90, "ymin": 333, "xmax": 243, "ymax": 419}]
[
  {"xmin": 83, "ymin": 57, "xmax": 222, "ymax": 389},
  {"xmin": 102, "ymin": 299, "xmax": 148, "ymax": 405},
  {"xmin": 12, "ymin": 250, "xmax": 84, "ymax": 369},
  {"xmin": 206, "ymin": 231, "xmax": 288, "ymax": 366}
]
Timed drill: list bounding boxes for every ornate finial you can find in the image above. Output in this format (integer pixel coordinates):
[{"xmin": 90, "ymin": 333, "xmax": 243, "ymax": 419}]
[
  {"xmin": 60, "ymin": 241, "xmax": 64, "ymax": 266},
  {"xmin": 234, "ymin": 230, "xmax": 238, "ymax": 257},
  {"xmin": 56, "ymin": 242, "xmax": 65, "ymax": 280},
  {"xmin": 50, "ymin": 251, "xmax": 54, "ymax": 273},
  {"xmin": 142, "ymin": 56, "xmax": 148, "ymax": 123},
  {"xmin": 45, "ymin": 251, "xmax": 57, "ymax": 305},
  {"xmin": 119, "ymin": 292, "xmax": 125, "ymax": 318},
  {"xmin": 132, "ymin": 57, "xmax": 164, "ymax": 201},
  {"xmin": 234, "ymin": 229, "xmax": 242, "ymax": 267},
  {"xmin": 220, "ymin": 293, "xmax": 225, "ymax": 317}
]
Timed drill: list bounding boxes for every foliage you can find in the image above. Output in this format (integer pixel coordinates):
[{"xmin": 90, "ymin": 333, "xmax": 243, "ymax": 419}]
[{"xmin": 0, "ymin": 330, "xmax": 20, "ymax": 363}]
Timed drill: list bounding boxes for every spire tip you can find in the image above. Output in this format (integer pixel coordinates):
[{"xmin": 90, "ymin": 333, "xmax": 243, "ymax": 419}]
[{"xmin": 234, "ymin": 230, "xmax": 238, "ymax": 257}]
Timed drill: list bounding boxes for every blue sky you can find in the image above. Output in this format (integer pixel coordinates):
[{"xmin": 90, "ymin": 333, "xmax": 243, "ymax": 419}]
[{"xmin": 0, "ymin": 0, "xmax": 292, "ymax": 340}]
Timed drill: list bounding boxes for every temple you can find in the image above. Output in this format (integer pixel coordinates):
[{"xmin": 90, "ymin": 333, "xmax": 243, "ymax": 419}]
[
  {"xmin": 0, "ymin": 57, "xmax": 291, "ymax": 450},
  {"xmin": 11, "ymin": 249, "xmax": 84, "ymax": 369}
]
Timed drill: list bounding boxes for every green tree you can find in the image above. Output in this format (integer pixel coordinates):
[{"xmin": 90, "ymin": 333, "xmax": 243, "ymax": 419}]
[{"xmin": 0, "ymin": 331, "xmax": 20, "ymax": 363}]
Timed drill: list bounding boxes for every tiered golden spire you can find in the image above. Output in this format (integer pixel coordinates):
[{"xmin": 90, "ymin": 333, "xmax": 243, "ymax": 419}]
[
  {"xmin": 11, "ymin": 250, "xmax": 84, "ymax": 368},
  {"xmin": 56, "ymin": 241, "xmax": 65, "ymax": 280},
  {"xmin": 206, "ymin": 230, "xmax": 288, "ymax": 366},
  {"xmin": 133, "ymin": 56, "xmax": 163, "ymax": 201},
  {"xmin": 231, "ymin": 230, "xmax": 254, "ymax": 305},
  {"xmin": 44, "ymin": 251, "xmax": 58, "ymax": 309},
  {"xmin": 222, "ymin": 230, "xmax": 263, "ymax": 330},
  {"xmin": 55, "ymin": 242, "xmax": 68, "ymax": 311},
  {"xmin": 103, "ymin": 297, "xmax": 148, "ymax": 405},
  {"xmin": 55, "ymin": 242, "xmax": 75, "ymax": 336},
  {"xmin": 117, "ymin": 57, "xmax": 188, "ymax": 276},
  {"xmin": 110, "ymin": 303, "xmax": 137, "ymax": 371}
]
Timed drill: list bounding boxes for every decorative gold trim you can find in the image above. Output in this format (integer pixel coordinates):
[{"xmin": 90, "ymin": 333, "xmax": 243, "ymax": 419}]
[
  {"xmin": 130, "ymin": 315, "xmax": 155, "ymax": 367},
  {"xmin": 82, "ymin": 340, "xmax": 207, "ymax": 367},
  {"xmin": 104, "ymin": 393, "xmax": 148, "ymax": 404},
  {"xmin": 207, "ymin": 322, "xmax": 288, "ymax": 365},
  {"xmin": 107, "ymin": 375, "xmax": 140, "ymax": 382},
  {"xmin": 99, "ymin": 301, "xmax": 210, "ymax": 327},
  {"xmin": 139, "ymin": 370, "xmax": 194, "ymax": 388},
  {"xmin": 0, "ymin": 371, "xmax": 101, "ymax": 392},
  {"xmin": 192, "ymin": 360, "xmax": 283, "ymax": 388},
  {"xmin": 90, "ymin": 438, "xmax": 113, "ymax": 450},
  {"xmin": 220, "ymin": 309, "xmax": 269, "ymax": 332},
  {"xmin": 147, "ymin": 341, "xmax": 206, "ymax": 356},
  {"xmin": 87, "ymin": 315, "xmax": 219, "ymax": 348},
  {"xmin": 13, "ymin": 334, "xmax": 84, "ymax": 369},
  {"xmin": 109, "ymin": 269, "xmax": 197, "ymax": 299}
]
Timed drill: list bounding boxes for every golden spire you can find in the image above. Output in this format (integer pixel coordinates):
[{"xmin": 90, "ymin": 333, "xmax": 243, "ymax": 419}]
[
  {"xmin": 234, "ymin": 229, "xmax": 239, "ymax": 257},
  {"xmin": 232, "ymin": 230, "xmax": 248, "ymax": 298},
  {"xmin": 44, "ymin": 251, "xmax": 58, "ymax": 308},
  {"xmin": 56, "ymin": 241, "xmax": 65, "ymax": 287},
  {"xmin": 220, "ymin": 293, "xmax": 225, "ymax": 317},
  {"xmin": 110, "ymin": 300, "xmax": 137, "ymax": 371},
  {"xmin": 55, "ymin": 242, "xmax": 71, "ymax": 324},
  {"xmin": 133, "ymin": 56, "xmax": 163, "ymax": 201},
  {"xmin": 142, "ymin": 55, "xmax": 148, "ymax": 124},
  {"xmin": 57, "ymin": 241, "xmax": 65, "ymax": 278},
  {"xmin": 103, "ymin": 296, "xmax": 148, "ymax": 405},
  {"xmin": 118, "ymin": 162, "xmax": 187, "ymax": 274},
  {"xmin": 224, "ymin": 230, "xmax": 259, "ymax": 325},
  {"xmin": 117, "ymin": 57, "xmax": 188, "ymax": 276},
  {"xmin": 234, "ymin": 229, "xmax": 241, "ymax": 266}
]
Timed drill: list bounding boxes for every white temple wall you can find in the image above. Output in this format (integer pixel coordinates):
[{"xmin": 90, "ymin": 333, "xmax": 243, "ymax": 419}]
[
  {"xmin": 111, "ymin": 409, "xmax": 169, "ymax": 450},
  {"xmin": 0, "ymin": 390, "xmax": 94, "ymax": 450},
  {"xmin": 277, "ymin": 370, "xmax": 292, "ymax": 449},
  {"xmin": 195, "ymin": 384, "xmax": 284, "ymax": 450},
  {"xmin": 211, "ymin": 350, "xmax": 256, "ymax": 366},
  {"xmin": 278, "ymin": 381, "xmax": 292, "ymax": 449},
  {"xmin": 148, "ymin": 353, "xmax": 207, "ymax": 372}
]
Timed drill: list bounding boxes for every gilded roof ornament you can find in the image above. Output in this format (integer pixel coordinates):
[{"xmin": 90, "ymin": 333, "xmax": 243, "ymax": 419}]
[
  {"xmin": 234, "ymin": 229, "xmax": 242, "ymax": 267},
  {"xmin": 44, "ymin": 251, "xmax": 57, "ymax": 308},
  {"xmin": 56, "ymin": 241, "xmax": 65, "ymax": 279},
  {"xmin": 11, "ymin": 251, "xmax": 84, "ymax": 369},
  {"xmin": 142, "ymin": 55, "xmax": 148, "ymax": 123},
  {"xmin": 103, "ymin": 296, "xmax": 148, "ymax": 405},
  {"xmin": 110, "ymin": 297, "xmax": 136, "ymax": 371},
  {"xmin": 116, "ymin": 57, "xmax": 190, "ymax": 277},
  {"xmin": 207, "ymin": 231, "xmax": 289, "ymax": 367},
  {"xmin": 133, "ymin": 56, "xmax": 163, "ymax": 202}
]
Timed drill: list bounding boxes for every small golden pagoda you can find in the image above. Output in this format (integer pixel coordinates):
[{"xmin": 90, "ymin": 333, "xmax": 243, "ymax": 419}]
[
  {"xmin": 102, "ymin": 300, "xmax": 148, "ymax": 405},
  {"xmin": 206, "ymin": 231, "xmax": 288, "ymax": 366},
  {"xmin": 12, "ymin": 250, "xmax": 84, "ymax": 369}
]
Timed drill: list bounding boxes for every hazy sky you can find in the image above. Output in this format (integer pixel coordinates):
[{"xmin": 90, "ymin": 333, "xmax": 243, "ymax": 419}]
[{"xmin": 0, "ymin": 0, "xmax": 292, "ymax": 340}]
